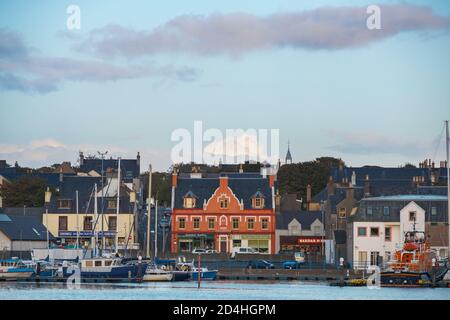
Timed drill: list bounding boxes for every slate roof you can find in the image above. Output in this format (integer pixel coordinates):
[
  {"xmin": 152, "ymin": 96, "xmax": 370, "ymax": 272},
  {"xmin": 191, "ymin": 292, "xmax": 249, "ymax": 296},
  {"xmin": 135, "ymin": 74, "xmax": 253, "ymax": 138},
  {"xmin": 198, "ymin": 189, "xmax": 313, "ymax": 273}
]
[
  {"xmin": 0, "ymin": 172, "xmax": 62, "ymax": 188},
  {"xmin": 80, "ymin": 158, "xmax": 140, "ymax": 182},
  {"xmin": 174, "ymin": 175, "xmax": 273, "ymax": 210},
  {"xmin": 276, "ymin": 211, "xmax": 323, "ymax": 230},
  {"xmin": 0, "ymin": 214, "xmax": 55, "ymax": 241}
]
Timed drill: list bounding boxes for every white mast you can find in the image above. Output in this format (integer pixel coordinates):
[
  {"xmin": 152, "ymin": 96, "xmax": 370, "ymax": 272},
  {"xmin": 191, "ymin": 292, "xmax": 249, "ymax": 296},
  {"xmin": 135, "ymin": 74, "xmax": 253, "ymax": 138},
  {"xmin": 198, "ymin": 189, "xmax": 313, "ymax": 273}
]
[
  {"xmin": 76, "ymin": 190, "xmax": 79, "ymax": 249},
  {"xmin": 154, "ymin": 199, "xmax": 158, "ymax": 259},
  {"xmin": 115, "ymin": 157, "xmax": 121, "ymax": 254},
  {"xmin": 445, "ymin": 120, "xmax": 450, "ymax": 260},
  {"xmin": 94, "ymin": 183, "xmax": 98, "ymax": 257},
  {"xmin": 146, "ymin": 165, "xmax": 152, "ymax": 258}
]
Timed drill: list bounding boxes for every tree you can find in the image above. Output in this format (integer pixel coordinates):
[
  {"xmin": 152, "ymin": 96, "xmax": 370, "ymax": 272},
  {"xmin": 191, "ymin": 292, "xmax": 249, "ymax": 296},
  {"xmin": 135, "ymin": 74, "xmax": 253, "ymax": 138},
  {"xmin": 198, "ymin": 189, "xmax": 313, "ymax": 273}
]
[
  {"xmin": 0, "ymin": 176, "xmax": 50, "ymax": 207},
  {"xmin": 277, "ymin": 157, "xmax": 343, "ymax": 200},
  {"xmin": 141, "ymin": 172, "xmax": 171, "ymax": 207}
]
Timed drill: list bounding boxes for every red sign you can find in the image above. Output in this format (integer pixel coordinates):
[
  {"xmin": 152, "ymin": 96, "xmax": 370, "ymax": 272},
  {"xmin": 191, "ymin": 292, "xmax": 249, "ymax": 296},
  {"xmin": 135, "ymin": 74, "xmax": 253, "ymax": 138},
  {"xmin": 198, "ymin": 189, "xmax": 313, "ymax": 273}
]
[{"xmin": 297, "ymin": 237, "xmax": 323, "ymax": 245}]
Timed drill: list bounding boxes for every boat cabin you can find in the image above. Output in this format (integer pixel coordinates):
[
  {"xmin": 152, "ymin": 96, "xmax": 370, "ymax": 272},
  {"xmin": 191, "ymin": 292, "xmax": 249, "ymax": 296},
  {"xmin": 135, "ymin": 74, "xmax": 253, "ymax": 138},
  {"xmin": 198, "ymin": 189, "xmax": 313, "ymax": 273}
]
[{"xmin": 81, "ymin": 258, "xmax": 121, "ymax": 268}]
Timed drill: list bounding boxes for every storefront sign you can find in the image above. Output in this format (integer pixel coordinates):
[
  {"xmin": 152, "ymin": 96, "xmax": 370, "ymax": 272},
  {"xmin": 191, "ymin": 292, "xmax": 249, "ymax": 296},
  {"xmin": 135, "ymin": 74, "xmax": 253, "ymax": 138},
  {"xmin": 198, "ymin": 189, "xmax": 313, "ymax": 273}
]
[
  {"xmin": 297, "ymin": 237, "xmax": 324, "ymax": 245},
  {"xmin": 58, "ymin": 231, "xmax": 116, "ymax": 237}
]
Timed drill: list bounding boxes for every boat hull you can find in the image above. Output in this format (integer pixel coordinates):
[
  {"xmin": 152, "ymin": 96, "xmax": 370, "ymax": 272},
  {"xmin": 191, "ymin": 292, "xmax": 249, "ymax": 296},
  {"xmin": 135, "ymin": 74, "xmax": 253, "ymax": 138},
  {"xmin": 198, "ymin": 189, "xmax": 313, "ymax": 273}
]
[
  {"xmin": 190, "ymin": 270, "xmax": 217, "ymax": 281},
  {"xmin": 63, "ymin": 263, "xmax": 147, "ymax": 282},
  {"xmin": 0, "ymin": 270, "xmax": 34, "ymax": 281},
  {"xmin": 143, "ymin": 273, "xmax": 173, "ymax": 282},
  {"xmin": 172, "ymin": 271, "xmax": 190, "ymax": 281},
  {"xmin": 380, "ymin": 271, "xmax": 429, "ymax": 287}
]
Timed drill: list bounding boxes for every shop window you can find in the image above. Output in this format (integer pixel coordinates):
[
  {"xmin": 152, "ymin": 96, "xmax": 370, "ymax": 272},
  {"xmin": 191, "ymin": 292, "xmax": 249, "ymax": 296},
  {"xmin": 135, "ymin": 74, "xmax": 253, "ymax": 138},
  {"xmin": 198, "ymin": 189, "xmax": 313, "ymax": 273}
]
[
  {"xmin": 247, "ymin": 218, "xmax": 255, "ymax": 230},
  {"xmin": 232, "ymin": 240, "xmax": 241, "ymax": 247},
  {"xmin": 107, "ymin": 200, "xmax": 117, "ymax": 209},
  {"xmin": 409, "ymin": 211, "xmax": 416, "ymax": 221},
  {"xmin": 58, "ymin": 216, "xmax": 68, "ymax": 231},
  {"xmin": 232, "ymin": 218, "xmax": 239, "ymax": 229},
  {"xmin": 193, "ymin": 218, "xmax": 200, "ymax": 229},
  {"xmin": 58, "ymin": 199, "xmax": 71, "ymax": 209},
  {"xmin": 208, "ymin": 218, "xmax": 215, "ymax": 230},
  {"xmin": 83, "ymin": 216, "xmax": 93, "ymax": 231},
  {"xmin": 108, "ymin": 216, "xmax": 117, "ymax": 231},
  {"xmin": 261, "ymin": 218, "xmax": 269, "ymax": 230},
  {"xmin": 357, "ymin": 227, "xmax": 367, "ymax": 236},
  {"xmin": 385, "ymin": 227, "xmax": 391, "ymax": 241},
  {"xmin": 183, "ymin": 197, "xmax": 196, "ymax": 209},
  {"xmin": 178, "ymin": 218, "xmax": 186, "ymax": 229},
  {"xmin": 338, "ymin": 207, "xmax": 346, "ymax": 218},
  {"xmin": 370, "ymin": 227, "xmax": 379, "ymax": 237}
]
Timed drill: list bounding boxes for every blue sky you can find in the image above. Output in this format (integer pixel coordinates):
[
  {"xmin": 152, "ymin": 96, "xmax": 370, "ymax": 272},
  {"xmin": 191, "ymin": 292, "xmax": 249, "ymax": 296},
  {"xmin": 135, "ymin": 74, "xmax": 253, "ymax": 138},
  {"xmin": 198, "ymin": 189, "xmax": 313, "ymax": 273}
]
[{"xmin": 0, "ymin": 0, "xmax": 450, "ymax": 171}]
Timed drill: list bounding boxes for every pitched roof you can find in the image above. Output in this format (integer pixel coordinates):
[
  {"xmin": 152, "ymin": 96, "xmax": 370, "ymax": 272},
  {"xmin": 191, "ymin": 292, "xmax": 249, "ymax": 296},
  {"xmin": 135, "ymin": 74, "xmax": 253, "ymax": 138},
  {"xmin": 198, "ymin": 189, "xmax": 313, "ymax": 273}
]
[
  {"xmin": 0, "ymin": 214, "xmax": 55, "ymax": 241},
  {"xmin": 276, "ymin": 211, "xmax": 323, "ymax": 230}
]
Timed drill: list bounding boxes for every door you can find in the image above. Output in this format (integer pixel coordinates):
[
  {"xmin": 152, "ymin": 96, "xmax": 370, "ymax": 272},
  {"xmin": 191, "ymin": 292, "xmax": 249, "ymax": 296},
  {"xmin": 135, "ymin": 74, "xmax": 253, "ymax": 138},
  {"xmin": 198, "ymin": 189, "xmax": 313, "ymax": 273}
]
[
  {"xmin": 358, "ymin": 251, "xmax": 367, "ymax": 269},
  {"xmin": 220, "ymin": 237, "xmax": 227, "ymax": 253}
]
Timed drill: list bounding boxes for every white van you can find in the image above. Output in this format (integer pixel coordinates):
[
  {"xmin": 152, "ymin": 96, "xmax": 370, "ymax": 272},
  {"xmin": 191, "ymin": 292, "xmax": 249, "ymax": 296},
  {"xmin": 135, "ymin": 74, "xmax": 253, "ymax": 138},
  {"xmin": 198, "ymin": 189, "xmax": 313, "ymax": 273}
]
[{"xmin": 231, "ymin": 247, "xmax": 259, "ymax": 258}]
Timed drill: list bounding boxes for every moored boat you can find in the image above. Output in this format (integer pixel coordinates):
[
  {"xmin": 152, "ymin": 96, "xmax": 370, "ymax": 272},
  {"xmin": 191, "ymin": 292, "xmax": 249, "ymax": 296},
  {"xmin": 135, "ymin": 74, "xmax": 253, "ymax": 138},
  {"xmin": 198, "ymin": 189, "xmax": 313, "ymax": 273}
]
[
  {"xmin": 143, "ymin": 265, "xmax": 173, "ymax": 282},
  {"xmin": 190, "ymin": 267, "xmax": 218, "ymax": 281},
  {"xmin": 0, "ymin": 258, "xmax": 35, "ymax": 281}
]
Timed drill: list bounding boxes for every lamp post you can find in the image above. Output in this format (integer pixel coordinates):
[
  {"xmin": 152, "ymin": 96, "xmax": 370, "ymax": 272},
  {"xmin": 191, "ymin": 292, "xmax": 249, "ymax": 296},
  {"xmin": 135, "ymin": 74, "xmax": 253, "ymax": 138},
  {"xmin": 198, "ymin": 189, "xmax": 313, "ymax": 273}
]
[{"xmin": 44, "ymin": 187, "xmax": 52, "ymax": 259}]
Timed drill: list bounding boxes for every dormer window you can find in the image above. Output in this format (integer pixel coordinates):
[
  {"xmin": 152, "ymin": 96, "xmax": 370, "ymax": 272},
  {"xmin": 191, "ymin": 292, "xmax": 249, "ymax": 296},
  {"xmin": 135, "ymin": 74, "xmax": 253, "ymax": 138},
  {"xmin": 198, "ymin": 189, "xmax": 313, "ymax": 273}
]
[
  {"xmin": 58, "ymin": 199, "xmax": 71, "ymax": 209},
  {"xmin": 251, "ymin": 191, "xmax": 265, "ymax": 209},
  {"xmin": 218, "ymin": 195, "xmax": 230, "ymax": 209},
  {"xmin": 183, "ymin": 191, "xmax": 197, "ymax": 209}
]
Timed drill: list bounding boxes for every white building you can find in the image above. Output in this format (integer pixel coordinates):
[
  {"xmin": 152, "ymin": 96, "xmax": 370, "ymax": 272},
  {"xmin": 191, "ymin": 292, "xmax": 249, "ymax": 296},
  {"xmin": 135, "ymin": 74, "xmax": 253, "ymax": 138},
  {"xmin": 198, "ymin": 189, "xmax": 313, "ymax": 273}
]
[{"xmin": 351, "ymin": 195, "xmax": 448, "ymax": 269}]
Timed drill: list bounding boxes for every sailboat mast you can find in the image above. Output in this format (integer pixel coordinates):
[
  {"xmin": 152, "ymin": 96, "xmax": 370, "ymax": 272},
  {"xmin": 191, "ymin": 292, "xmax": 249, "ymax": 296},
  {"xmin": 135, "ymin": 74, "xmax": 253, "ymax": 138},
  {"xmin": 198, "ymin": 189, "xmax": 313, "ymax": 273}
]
[
  {"xmin": 146, "ymin": 164, "xmax": 152, "ymax": 258},
  {"xmin": 94, "ymin": 183, "xmax": 98, "ymax": 257},
  {"xmin": 445, "ymin": 120, "xmax": 449, "ymax": 260},
  {"xmin": 115, "ymin": 157, "xmax": 121, "ymax": 254}
]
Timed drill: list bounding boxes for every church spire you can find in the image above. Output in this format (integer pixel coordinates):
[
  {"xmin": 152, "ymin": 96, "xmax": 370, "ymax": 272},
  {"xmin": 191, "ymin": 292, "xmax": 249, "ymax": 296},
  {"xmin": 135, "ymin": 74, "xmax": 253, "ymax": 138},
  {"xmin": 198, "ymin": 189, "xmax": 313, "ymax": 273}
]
[{"xmin": 285, "ymin": 140, "xmax": 292, "ymax": 164}]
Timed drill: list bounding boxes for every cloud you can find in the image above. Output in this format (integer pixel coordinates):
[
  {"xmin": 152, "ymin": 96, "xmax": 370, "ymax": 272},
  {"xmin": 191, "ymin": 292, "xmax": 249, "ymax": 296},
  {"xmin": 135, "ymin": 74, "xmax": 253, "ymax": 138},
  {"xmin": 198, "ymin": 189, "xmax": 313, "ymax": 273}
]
[
  {"xmin": 71, "ymin": 4, "xmax": 450, "ymax": 58},
  {"xmin": 326, "ymin": 129, "xmax": 441, "ymax": 157},
  {"xmin": 0, "ymin": 139, "xmax": 170, "ymax": 171},
  {"xmin": 0, "ymin": 28, "xmax": 200, "ymax": 94}
]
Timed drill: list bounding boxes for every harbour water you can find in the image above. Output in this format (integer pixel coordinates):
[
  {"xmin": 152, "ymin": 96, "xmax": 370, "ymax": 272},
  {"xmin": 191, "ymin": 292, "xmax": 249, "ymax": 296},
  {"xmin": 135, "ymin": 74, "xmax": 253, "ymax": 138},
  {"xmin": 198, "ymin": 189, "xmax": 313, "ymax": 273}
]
[{"xmin": 1, "ymin": 281, "xmax": 450, "ymax": 300}]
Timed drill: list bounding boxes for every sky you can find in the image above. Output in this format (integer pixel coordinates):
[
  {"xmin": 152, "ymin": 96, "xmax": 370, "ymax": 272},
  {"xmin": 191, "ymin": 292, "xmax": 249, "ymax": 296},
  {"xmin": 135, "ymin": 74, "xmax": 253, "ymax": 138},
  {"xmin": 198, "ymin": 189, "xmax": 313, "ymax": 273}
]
[{"xmin": 0, "ymin": 0, "xmax": 450, "ymax": 171}]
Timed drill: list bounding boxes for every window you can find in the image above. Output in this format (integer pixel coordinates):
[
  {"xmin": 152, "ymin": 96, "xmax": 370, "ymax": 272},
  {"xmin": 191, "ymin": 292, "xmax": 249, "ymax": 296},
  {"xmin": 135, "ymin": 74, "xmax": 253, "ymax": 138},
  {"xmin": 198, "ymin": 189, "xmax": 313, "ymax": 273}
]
[
  {"xmin": 385, "ymin": 251, "xmax": 391, "ymax": 262},
  {"xmin": 58, "ymin": 216, "xmax": 68, "ymax": 231},
  {"xmin": 247, "ymin": 218, "xmax": 255, "ymax": 230},
  {"xmin": 220, "ymin": 198, "xmax": 229, "ymax": 209},
  {"xmin": 370, "ymin": 251, "xmax": 380, "ymax": 266},
  {"xmin": 208, "ymin": 218, "xmax": 215, "ymax": 230},
  {"xmin": 107, "ymin": 200, "xmax": 117, "ymax": 209},
  {"xmin": 232, "ymin": 218, "xmax": 239, "ymax": 229},
  {"xmin": 338, "ymin": 207, "xmax": 346, "ymax": 218},
  {"xmin": 357, "ymin": 227, "xmax": 367, "ymax": 236},
  {"xmin": 83, "ymin": 217, "xmax": 93, "ymax": 231},
  {"xmin": 385, "ymin": 227, "xmax": 391, "ymax": 241},
  {"xmin": 261, "ymin": 218, "xmax": 269, "ymax": 230},
  {"xmin": 85, "ymin": 261, "xmax": 93, "ymax": 267},
  {"xmin": 193, "ymin": 218, "xmax": 200, "ymax": 229},
  {"xmin": 183, "ymin": 197, "xmax": 196, "ymax": 208},
  {"xmin": 105, "ymin": 260, "xmax": 112, "ymax": 266},
  {"xmin": 409, "ymin": 211, "xmax": 416, "ymax": 222},
  {"xmin": 252, "ymin": 198, "xmax": 265, "ymax": 209},
  {"xmin": 58, "ymin": 199, "xmax": 71, "ymax": 209},
  {"xmin": 108, "ymin": 216, "xmax": 117, "ymax": 231},
  {"xmin": 313, "ymin": 226, "xmax": 322, "ymax": 235},
  {"xmin": 370, "ymin": 227, "xmax": 379, "ymax": 237},
  {"xmin": 367, "ymin": 206, "xmax": 373, "ymax": 215},
  {"xmin": 383, "ymin": 207, "xmax": 390, "ymax": 216},
  {"xmin": 178, "ymin": 218, "xmax": 186, "ymax": 229},
  {"xmin": 431, "ymin": 207, "xmax": 437, "ymax": 216},
  {"xmin": 95, "ymin": 260, "xmax": 102, "ymax": 267}
]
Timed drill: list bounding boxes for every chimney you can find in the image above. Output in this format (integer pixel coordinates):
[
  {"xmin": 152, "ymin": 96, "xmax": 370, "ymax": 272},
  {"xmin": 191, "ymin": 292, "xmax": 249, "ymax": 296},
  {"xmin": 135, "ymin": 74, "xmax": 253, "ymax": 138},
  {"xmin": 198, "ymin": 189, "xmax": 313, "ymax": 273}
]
[
  {"xmin": 339, "ymin": 160, "xmax": 344, "ymax": 172},
  {"xmin": 364, "ymin": 174, "xmax": 370, "ymax": 196},
  {"xmin": 306, "ymin": 184, "xmax": 312, "ymax": 203},
  {"xmin": 219, "ymin": 176, "xmax": 229, "ymax": 188},
  {"xmin": 79, "ymin": 151, "xmax": 84, "ymax": 166},
  {"xmin": 351, "ymin": 171, "xmax": 356, "ymax": 186},
  {"xmin": 137, "ymin": 152, "xmax": 141, "ymax": 172},
  {"xmin": 327, "ymin": 176, "xmax": 335, "ymax": 196},
  {"xmin": 172, "ymin": 169, "xmax": 178, "ymax": 188},
  {"xmin": 432, "ymin": 161, "xmax": 435, "ymax": 169},
  {"xmin": 346, "ymin": 187, "xmax": 354, "ymax": 200}
]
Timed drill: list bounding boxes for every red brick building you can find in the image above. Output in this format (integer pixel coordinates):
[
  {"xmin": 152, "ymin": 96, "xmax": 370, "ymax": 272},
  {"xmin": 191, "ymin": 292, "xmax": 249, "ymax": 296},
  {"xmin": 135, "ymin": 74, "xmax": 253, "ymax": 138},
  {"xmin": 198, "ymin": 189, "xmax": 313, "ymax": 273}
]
[{"xmin": 170, "ymin": 168, "xmax": 276, "ymax": 254}]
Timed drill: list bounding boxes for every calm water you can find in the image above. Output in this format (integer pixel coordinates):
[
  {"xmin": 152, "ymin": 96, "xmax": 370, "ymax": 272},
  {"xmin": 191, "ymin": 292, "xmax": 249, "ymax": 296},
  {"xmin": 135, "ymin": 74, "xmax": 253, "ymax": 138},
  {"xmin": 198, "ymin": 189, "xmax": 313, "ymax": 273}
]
[{"xmin": 1, "ymin": 281, "xmax": 450, "ymax": 300}]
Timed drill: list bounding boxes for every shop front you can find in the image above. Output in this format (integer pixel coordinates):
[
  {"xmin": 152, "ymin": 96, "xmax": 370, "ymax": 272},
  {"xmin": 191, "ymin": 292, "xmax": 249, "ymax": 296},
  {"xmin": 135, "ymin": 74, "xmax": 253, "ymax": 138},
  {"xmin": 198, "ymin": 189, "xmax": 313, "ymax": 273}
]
[
  {"xmin": 231, "ymin": 234, "xmax": 272, "ymax": 253},
  {"xmin": 280, "ymin": 236, "xmax": 324, "ymax": 261},
  {"xmin": 177, "ymin": 234, "xmax": 215, "ymax": 253}
]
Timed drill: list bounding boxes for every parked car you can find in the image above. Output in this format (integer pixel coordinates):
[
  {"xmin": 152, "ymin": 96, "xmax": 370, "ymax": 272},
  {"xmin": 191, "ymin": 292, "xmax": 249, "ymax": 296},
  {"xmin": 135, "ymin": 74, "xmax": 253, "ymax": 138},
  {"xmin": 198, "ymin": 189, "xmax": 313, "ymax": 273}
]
[
  {"xmin": 283, "ymin": 261, "xmax": 303, "ymax": 269},
  {"xmin": 247, "ymin": 260, "xmax": 275, "ymax": 269},
  {"xmin": 206, "ymin": 249, "xmax": 218, "ymax": 254},
  {"xmin": 294, "ymin": 252, "xmax": 306, "ymax": 263},
  {"xmin": 191, "ymin": 248, "xmax": 207, "ymax": 254},
  {"xmin": 231, "ymin": 247, "xmax": 259, "ymax": 258}
]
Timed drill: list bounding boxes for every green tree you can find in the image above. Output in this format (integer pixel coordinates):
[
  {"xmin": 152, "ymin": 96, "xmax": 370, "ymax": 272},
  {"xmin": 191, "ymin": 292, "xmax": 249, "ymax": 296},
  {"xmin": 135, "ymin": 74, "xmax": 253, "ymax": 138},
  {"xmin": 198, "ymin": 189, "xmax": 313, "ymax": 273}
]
[
  {"xmin": 141, "ymin": 172, "xmax": 171, "ymax": 207},
  {"xmin": 0, "ymin": 176, "xmax": 51, "ymax": 207}
]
